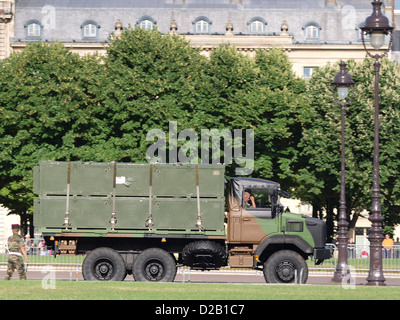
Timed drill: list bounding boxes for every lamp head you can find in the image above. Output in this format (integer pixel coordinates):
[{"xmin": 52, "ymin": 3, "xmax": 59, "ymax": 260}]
[
  {"xmin": 332, "ymin": 61, "xmax": 355, "ymax": 100},
  {"xmin": 361, "ymin": 0, "xmax": 393, "ymax": 50}
]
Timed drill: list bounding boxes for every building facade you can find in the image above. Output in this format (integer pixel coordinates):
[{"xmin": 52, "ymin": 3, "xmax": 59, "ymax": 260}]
[
  {"xmin": 0, "ymin": 205, "xmax": 20, "ymax": 254},
  {"xmin": 0, "ymin": 0, "xmax": 397, "ymax": 78},
  {"xmin": 0, "ymin": 0, "xmax": 14, "ymax": 59}
]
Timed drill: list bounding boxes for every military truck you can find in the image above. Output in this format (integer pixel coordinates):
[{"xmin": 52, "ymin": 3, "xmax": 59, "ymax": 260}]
[{"xmin": 33, "ymin": 161, "xmax": 331, "ymax": 283}]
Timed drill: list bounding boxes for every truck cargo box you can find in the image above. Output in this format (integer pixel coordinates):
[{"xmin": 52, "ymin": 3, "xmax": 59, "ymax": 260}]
[
  {"xmin": 33, "ymin": 161, "xmax": 224, "ymax": 197},
  {"xmin": 34, "ymin": 162, "xmax": 225, "ymax": 236}
]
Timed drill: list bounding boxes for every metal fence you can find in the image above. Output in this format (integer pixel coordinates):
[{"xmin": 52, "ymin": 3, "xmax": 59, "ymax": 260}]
[
  {"xmin": 0, "ymin": 239, "xmax": 83, "ymax": 281},
  {"xmin": 2, "ymin": 242, "xmax": 400, "ymax": 279},
  {"xmin": 308, "ymin": 243, "xmax": 400, "ymax": 276}
]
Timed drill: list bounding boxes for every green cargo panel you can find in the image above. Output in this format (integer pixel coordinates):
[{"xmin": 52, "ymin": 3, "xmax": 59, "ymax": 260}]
[
  {"xmin": 35, "ymin": 196, "xmax": 112, "ymax": 229},
  {"xmin": 151, "ymin": 198, "xmax": 224, "ymax": 231},
  {"xmin": 151, "ymin": 164, "xmax": 224, "ymax": 198},
  {"xmin": 35, "ymin": 196, "xmax": 225, "ymax": 232},
  {"xmin": 35, "ymin": 161, "xmax": 224, "ymax": 198}
]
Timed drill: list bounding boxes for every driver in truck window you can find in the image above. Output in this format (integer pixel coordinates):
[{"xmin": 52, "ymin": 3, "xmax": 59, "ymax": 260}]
[{"xmin": 244, "ymin": 191, "xmax": 256, "ymax": 208}]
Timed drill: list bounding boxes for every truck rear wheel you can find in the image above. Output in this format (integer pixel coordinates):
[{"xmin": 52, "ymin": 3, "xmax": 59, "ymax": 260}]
[
  {"xmin": 133, "ymin": 248, "xmax": 177, "ymax": 282},
  {"xmin": 263, "ymin": 250, "xmax": 308, "ymax": 284},
  {"xmin": 82, "ymin": 247, "xmax": 126, "ymax": 281}
]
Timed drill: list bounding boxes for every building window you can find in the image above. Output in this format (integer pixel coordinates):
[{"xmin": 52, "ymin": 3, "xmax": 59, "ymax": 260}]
[
  {"xmin": 140, "ymin": 20, "xmax": 154, "ymax": 30},
  {"xmin": 28, "ymin": 23, "xmax": 41, "ymax": 37},
  {"xmin": 303, "ymin": 22, "xmax": 321, "ymax": 40},
  {"xmin": 193, "ymin": 16, "xmax": 212, "ymax": 34},
  {"xmin": 303, "ymin": 67, "xmax": 317, "ymax": 80},
  {"xmin": 248, "ymin": 17, "xmax": 267, "ymax": 33},
  {"xmin": 81, "ymin": 20, "xmax": 100, "ymax": 39},
  {"xmin": 250, "ymin": 20, "xmax": 264, "ymax": 33},
  {"xmin": 25, "ymin": 20, "xmax": 42, "ymax": 38},
  {"xmin": 137, "ymin": 16, "xmax": 157, "ymax": 31},
  {"xmin": 306, "ymin": 26, "xmax": 318, "ymax": 39},
  {"xmin": 83, "ymin": 24, "xmax": 97, "ymax": 38},
  {"xmin": 196, "ymin": 20, "xmax": 209, "ymax": 33}
]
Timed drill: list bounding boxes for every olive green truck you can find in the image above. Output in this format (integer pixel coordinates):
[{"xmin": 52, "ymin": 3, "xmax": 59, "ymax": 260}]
[{"xmin": 33, "ymin": 161, "xmax": 331, "ymax": 283}]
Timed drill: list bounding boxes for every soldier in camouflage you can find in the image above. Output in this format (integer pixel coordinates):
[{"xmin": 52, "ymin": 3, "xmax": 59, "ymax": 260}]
[{"xmin": 4, "ymin": 224, "xmax": 29, "ymax": 280}]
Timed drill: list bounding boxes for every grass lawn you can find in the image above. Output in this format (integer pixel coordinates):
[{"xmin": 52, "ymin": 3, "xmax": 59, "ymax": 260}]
[{"xmin": 0, "ymin": 280, "xmax": 399, "ymax": 300}]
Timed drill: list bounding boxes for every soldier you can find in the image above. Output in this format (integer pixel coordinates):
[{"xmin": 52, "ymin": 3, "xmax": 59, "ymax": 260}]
[
  {"xmin": 243, "ymin": 191, "xmax": 256, "ymax": 208},
  {"xmin": 4, "ymin": 224, "xmax": 29, "ymax": 280}
]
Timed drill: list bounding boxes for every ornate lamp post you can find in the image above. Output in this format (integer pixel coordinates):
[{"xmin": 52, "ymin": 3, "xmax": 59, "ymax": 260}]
[
  {"xmin": 360, "ymin": 0, "xmax": 393, "ymax": 286},
  {"xmin": 331, "ymin": 61, "xmax": 355, "ymax": 283}
]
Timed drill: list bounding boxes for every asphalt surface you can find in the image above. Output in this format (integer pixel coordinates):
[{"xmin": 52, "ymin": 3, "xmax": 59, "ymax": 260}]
[{"xmin": 2, "ymin": 268, "xmax": 400, "ymax": 286}]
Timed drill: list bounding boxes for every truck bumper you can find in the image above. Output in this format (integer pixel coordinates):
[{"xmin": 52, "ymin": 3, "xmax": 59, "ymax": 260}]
[{"xmin": 313, "ymin": 246, "xmax": 332, "ymax": 264}]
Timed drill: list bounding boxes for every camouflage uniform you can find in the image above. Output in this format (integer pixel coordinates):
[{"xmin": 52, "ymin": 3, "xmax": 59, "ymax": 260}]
[{"xmin": 5, "ymin": 234, "xmax": 26, "ymax": 280}]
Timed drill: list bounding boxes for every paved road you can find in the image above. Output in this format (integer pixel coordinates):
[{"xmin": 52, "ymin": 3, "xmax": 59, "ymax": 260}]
[{"xmin": 2, "ymin": 268, "xmax": 400, "ymax": 286}]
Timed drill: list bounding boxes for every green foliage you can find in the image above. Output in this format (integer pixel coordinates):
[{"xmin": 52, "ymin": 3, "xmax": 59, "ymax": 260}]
[
  {"xmin": 99, "ymin": 26, "xmax": 210, "ymax": 162},
  {"xmin": 298, "ymin": 58, "xmax": 400, "ymax": 230},
  {"xmin": 201, "ymin": 45, "xmax": 307, "ymax": 183},
  {"xmin": 8, "ymin": 27, "xmax": 388, "ymax": 235},
  {"xmin": 0, "ymin": 30, "xmax": 306, "ymax": 227},
  {"xmin": 3, "ymin": 25, "xmax": 400, "ymax": 239},
  {"xmin": 0, "ymin": 42, "xmax": 103, "ymax": 216},
  {"xmin": 253, "ymin": 49, "xmax": 307, "ymax": 187}
]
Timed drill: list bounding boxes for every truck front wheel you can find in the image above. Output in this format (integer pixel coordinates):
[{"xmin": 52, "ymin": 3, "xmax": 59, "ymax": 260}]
[
  {"xmin": 82, "ymin": 247, "xmax": 126, "ymax": 281},
  {"xmin": 263, "ymin": 250, "xmax": 308, "ymax": 284},
  {"xmin": 133, "ymin": 248, "xmax": 177, "ymax": 282}
]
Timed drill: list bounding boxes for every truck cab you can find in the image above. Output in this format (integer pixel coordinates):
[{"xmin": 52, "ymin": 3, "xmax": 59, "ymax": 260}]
[{"xmin": 227, "ymin": 178, "xmax": 331, "ymax": 283}]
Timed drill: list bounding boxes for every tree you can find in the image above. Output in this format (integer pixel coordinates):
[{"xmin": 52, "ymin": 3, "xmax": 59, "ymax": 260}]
[
  {"xmin": 98, "ymin": 29, "xmax": 307, "ymax": 184},
  {"xmin": 0, "ymin": 42, "xmax": 103, "ymax": 234},
  {"xmin": 297, "ymin": 58, "xmax": 400, "ymax": 239},
  {"xmin": 253, "ymin": 48, "xmax": 307, "ymax": 189},
  {"xmin": 0, "ymin": 28, "xmax": 310, "ymax": 235},
  {"xmin": 199, "ymin": 45, "xmax": 307, "ymax": 185},
  {"xmin": 98, "ymin": 26, "xmax": 209, "ymax": 163}
]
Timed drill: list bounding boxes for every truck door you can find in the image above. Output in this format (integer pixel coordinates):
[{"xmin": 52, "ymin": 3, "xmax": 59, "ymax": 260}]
[
  {"xmin": 240, "ymin": 189, "xmax": 274, "ymax": 243},
  {"xmin": 240, "ymin": 207, "xmax": 269, "ymax": 243},
  {"xmin": 228, "ymin": 189, "xmax": 276, "ymax": 244}
]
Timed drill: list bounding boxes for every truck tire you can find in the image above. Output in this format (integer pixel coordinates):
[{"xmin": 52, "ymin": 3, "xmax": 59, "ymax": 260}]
[
  {"xmin": 133, "ymin": 248, "xmax": 177, "ymax": 282},
  {"xmin": 82, "ymin": 247, "xmax": 126, "ymax": 281},
  {"xmin": 263, "ymin": 250, "xmax": 308, "ymax": 284},
  {"xmin": 182, "ymin": 240, "xmax": 226, "ymax": 269}
]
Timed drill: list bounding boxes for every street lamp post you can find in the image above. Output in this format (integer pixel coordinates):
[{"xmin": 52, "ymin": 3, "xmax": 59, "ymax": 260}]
[
  {"xmin": 361, "ymin": 0, "xmax": 393, "ymax": 286},
  {"xmin": 331, "ymin": 61, "xmax": 355, "ymax": 283}
]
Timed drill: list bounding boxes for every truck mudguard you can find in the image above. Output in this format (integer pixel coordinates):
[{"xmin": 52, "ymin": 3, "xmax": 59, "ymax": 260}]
[{"xmin": 254, "ymin": 235, "xmax": 313, "ymax": 259}]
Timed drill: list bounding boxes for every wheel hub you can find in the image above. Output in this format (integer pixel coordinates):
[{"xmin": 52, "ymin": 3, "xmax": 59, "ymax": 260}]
[
  {"xmin": 95, "ymin": 260, "xmax": 114, "ymax": 280},
  {"xmin": 100, "ymin": 265, "xmax": 109, "ymax": 273},
  {"xmin": 145, "ymin": 261, "xmax": 164, "ymax": 281},
  {"xmin": 150, "ymin": 265, "xmax": 160, "ymax": 275},
  {"xmin": 276, "ymin": 261, "xmax": 296, "ymax": 282}
]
